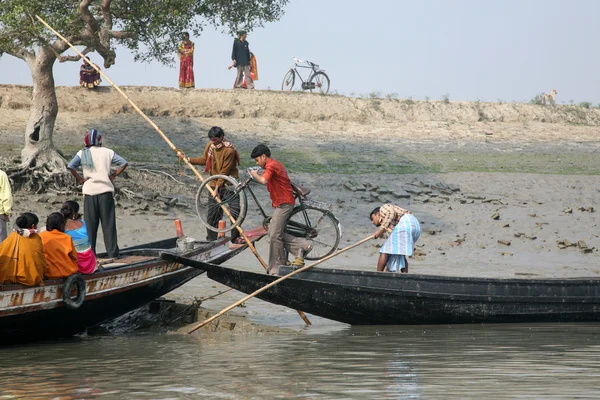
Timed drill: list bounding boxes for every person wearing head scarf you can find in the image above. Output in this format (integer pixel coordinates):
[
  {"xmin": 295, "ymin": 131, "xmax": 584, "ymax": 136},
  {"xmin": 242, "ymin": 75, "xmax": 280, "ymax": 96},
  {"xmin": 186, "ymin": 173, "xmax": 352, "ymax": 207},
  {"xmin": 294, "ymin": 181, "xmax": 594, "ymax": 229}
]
[
  {"xmin": 39, "ymin": 212, "xmax": 79, "ymax": 279},
  {"xmin": 0, "ymin": 212, "xmax": 46, "ymax": 286},
  {"xmin": 67, "ymin": 129, "xmax": 128, "ymax": 258}
]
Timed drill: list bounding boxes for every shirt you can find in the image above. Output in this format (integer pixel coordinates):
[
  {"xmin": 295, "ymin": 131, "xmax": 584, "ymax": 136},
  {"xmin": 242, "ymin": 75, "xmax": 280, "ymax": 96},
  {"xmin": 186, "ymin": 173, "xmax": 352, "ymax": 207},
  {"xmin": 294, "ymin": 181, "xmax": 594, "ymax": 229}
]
[
  {"xmin": 378, "ymin": 204, "xmax": 411, "ymax": 232},
  {"xmin": 0, "ymin": 169, "xmax": 12, "ymax": 216},
  {"xmin": 189, "ymin": 141, "xmax": 239, "ymax": 187},
  {"xmin": 262, "ymin": 158, "xmax": 295, "ymax": 208},
  {"xmin": 231, "ymin": 39, "xmax": 251, "ymax": 66},
  {"xmin": 67, "ymin": 147, "xmax": 127, "ymax": 196}
]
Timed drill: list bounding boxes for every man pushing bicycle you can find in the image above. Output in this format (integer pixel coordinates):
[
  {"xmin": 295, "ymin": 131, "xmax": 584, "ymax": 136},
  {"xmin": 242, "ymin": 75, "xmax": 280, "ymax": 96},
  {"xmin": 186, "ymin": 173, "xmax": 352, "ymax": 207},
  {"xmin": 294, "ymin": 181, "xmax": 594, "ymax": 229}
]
[{"xmin": 249, "ymin": 144, "xmax": 312, "ymax": 275}]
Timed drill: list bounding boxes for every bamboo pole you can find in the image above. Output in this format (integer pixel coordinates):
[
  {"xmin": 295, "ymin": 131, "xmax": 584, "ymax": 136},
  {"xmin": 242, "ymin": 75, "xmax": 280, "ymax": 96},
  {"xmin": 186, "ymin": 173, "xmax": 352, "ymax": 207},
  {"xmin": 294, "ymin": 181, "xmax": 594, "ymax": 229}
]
[
  {"xmin": 34, "ymin": 15, "xmax": 312, "ymax": 325},
  {"xmin": 186, "ymin": 234, "xmax": 375, "ymax": 334}
]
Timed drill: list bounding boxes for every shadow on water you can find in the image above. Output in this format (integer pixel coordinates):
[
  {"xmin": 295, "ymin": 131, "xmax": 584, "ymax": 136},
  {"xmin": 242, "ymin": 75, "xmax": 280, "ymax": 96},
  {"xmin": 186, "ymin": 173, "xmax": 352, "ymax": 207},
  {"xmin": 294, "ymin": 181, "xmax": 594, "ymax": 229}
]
[{"xmin": 1, "ymin": 323, "xmax": 600, "ymax": 399}]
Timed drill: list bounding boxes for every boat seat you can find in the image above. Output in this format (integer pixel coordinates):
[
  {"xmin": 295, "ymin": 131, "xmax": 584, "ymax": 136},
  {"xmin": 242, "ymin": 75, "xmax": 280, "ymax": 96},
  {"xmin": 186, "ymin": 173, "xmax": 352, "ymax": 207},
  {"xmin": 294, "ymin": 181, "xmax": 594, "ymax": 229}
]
[{"xmin": 291, "ymin": 182, "xmax": 311, "ymax": 197}]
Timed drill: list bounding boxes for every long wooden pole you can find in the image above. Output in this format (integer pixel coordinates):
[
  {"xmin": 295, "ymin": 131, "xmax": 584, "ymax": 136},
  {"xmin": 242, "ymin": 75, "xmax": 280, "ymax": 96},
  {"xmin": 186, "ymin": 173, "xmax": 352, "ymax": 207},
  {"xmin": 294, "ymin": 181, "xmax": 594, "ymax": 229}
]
[
  {"xmin": 34, "ymin": 15, "xmax": 312, "ymax": 325},
  {"xmin": 186, "ymin": 234, "xmax": 374, "ymax": 334}
]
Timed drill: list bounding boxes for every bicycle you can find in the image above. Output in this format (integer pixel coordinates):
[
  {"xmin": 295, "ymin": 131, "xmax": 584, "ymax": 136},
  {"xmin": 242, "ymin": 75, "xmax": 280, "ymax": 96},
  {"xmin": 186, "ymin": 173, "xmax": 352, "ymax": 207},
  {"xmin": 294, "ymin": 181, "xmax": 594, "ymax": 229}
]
[
  {"xmin": 195, "ymin": 168, "xmax": 342, "ymax": 260},
  {"xmin": 281, "ymin": 57, "xmax": 330, "ymax": 94}
]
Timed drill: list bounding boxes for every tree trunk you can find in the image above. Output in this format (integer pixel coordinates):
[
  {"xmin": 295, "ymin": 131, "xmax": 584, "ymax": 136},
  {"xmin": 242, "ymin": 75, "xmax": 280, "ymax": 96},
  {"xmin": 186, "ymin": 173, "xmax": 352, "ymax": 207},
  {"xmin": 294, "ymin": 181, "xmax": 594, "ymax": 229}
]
[
  {"xmin": 21, "ymin": 47, "xmax": 62, "ymax": 167},
  {"xmin": 8, "ymin": 47, "xmax": 73, "ymax": 193}
]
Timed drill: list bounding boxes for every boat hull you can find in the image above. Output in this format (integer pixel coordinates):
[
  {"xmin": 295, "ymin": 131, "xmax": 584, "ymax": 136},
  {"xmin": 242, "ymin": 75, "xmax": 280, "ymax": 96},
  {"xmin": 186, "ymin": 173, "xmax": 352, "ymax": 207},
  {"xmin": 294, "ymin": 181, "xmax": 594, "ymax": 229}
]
[
  {"xmin": 0, "ymin": 230, "xmax": 266, "ymax": 343},
  {"xmin": 165, "ymin": 257, "xmax": 600, "ymax": 325}
]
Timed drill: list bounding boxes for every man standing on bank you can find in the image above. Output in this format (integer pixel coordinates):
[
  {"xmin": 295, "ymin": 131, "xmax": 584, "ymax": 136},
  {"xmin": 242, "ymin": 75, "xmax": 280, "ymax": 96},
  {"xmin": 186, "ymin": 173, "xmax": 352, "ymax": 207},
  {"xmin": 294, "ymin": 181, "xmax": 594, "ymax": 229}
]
[
  {"xmin": 0, "ymin": 168, "xmax": 13, "ymax": 244},
  {"xmin": 370, "ymin": 204, "xmax": 421, "ymax": 273},
  {"xmin": 179, "ymin": 127, "xmax": 242, "ymax": 243},
  {"xmin": 67, "ymin": 129, "xmax": 128, "ymax": 258},
  {"xmin": 249, "ymin": 144, "xmax": 311, "ymax": 275},
  {"xmin": 231, "ymin": 30, "xmax": 254, "ymax": 89}
]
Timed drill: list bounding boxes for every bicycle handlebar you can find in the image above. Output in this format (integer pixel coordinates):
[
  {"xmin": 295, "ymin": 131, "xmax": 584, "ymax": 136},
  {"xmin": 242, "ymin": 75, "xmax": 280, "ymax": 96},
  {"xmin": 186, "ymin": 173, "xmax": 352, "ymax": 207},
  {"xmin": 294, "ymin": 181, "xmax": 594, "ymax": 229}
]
[{"xmin": 292, "ymin": 57, "xmax": 319, "ymax": 69}]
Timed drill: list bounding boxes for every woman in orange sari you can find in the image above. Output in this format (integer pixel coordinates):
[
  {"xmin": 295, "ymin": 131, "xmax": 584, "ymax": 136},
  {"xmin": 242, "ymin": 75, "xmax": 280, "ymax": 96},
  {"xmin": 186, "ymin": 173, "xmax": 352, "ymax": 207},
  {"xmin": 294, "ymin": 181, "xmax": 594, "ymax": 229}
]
[
  {"xmin": 40, "ymin": 213, "xmax": 78, "ymax": 280},
  {"xmin": 0, "ymin": 212, "xmax": 46, "ymax": 286},
  {"xmin": 178, "ymin": 32, "xmax": 195, "ymax": 88}
]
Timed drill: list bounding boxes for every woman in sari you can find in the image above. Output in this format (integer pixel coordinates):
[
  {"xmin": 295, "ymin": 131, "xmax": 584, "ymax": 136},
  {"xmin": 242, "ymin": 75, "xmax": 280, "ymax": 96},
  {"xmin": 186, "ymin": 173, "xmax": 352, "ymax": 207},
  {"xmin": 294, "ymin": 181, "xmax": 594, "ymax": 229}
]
[
  {"xmin": 178, "ymin": 32, "xmax": 195, "ymax": 88},
  {"xmin": 61, "ymin": 200, "xmax": 97, "ymax": 274},
  {"xmin": 0, "ymin": 212, "xmax": 46, "ymax": 286},
  {"xmin": 79, "ymin": 58, "xmax": 102, "ymax": 89},
  {"xmin": 40, "ymin": 212, "xmax": 78, "ymax": 280}
]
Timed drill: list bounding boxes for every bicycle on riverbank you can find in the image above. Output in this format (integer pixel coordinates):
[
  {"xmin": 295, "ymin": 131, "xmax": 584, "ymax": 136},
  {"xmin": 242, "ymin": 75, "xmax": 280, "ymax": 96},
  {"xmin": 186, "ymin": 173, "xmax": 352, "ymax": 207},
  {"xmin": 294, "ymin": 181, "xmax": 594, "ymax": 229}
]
[
  {"xmin": 281, "ymin": 57, "xmax": 330, "ymax": 94},
  {"xmin": 195, "ymin": 168, "xmax": 341, "ymax": 260}
]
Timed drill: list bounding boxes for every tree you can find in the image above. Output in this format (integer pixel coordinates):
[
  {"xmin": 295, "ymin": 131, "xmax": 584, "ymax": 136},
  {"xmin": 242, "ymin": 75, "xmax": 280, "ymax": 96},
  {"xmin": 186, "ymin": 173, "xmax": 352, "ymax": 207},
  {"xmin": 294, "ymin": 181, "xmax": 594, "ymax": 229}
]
[{"xmin": 0, "ymin": 0, "xmax": 288, "ymax": 191}]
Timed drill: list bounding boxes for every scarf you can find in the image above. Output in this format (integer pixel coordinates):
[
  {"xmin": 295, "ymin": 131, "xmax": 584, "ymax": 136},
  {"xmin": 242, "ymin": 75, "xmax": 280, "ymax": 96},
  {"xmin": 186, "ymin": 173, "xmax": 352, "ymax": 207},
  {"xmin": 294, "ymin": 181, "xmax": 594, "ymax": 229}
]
[
  {"xmin": 81, "ymin": 128, "xmax": 102, "ymax": 171},
  {"xmin": 205, "ymin": 140, "xmax": 240, "ymax": 173}
]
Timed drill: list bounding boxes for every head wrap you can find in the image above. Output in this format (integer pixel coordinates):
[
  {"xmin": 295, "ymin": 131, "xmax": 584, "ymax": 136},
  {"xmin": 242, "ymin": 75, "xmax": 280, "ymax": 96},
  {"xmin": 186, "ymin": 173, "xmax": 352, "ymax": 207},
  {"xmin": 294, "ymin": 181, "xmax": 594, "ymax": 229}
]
[{"xmin": 81, "ymin": 129, "xmax": 102, "ymax": 170}]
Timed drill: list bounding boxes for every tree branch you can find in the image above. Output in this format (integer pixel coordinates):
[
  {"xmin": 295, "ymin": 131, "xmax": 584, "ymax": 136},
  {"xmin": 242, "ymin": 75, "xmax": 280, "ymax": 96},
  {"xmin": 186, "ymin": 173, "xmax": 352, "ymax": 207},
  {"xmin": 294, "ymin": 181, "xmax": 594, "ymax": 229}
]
[
  {"xmin": 110, "ymin": 30, "xmax": 134, "ymax": 39},
  {"xmin": 78, "ymin": 0, "xmax": 100, "ymax": 33},
  {"xmin": 101, "ymin": 0, "xmax": 114, "ymax": 31},
  {"xmin": 58, "ymin": 47, "xmax": 93, "ymax": 63}
]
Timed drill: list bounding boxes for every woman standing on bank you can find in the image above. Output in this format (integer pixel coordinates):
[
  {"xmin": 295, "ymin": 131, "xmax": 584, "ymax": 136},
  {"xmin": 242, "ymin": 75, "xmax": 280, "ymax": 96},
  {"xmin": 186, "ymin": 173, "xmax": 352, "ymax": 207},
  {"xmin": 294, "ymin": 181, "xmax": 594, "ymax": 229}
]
[{"xmin": 178, "ymin": 32, "xmax": 195, "ymax": 88}]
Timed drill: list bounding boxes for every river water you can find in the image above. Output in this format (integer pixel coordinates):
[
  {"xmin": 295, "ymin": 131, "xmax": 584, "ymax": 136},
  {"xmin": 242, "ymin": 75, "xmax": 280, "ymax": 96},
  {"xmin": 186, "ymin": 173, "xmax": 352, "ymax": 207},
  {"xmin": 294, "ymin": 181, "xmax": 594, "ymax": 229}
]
[{"xmin": 2, "ymin": 318, "xmax": 600, "ymax": 399}]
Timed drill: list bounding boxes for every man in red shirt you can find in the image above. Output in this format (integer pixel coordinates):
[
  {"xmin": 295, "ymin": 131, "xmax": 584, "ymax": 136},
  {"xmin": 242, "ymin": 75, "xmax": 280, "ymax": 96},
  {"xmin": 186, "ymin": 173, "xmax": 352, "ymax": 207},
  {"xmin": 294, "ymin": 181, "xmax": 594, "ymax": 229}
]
[{"xmin": 249, "ymin": 144, "xmax": 311, "ymax": 275}]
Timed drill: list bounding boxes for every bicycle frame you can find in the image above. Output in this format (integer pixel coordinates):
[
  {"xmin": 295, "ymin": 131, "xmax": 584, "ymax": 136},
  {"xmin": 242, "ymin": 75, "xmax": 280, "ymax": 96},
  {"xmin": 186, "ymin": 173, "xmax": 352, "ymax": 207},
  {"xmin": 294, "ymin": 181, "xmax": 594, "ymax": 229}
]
[
  {"xmin": 290, "ymin": 59, "xmax": 322, "ymax": 85},
  {"xmin": 232, "ymin": 173, "xmax": 329, "ymax": 237}
]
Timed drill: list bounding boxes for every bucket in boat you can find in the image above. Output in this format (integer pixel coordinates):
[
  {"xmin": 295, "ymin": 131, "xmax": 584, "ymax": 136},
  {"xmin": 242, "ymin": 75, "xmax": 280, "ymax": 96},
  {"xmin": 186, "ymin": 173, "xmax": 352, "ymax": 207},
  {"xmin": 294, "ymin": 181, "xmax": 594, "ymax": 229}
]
[{"xmin": 176, "ymin": 237, "xmax": 196, "ymax": 252}]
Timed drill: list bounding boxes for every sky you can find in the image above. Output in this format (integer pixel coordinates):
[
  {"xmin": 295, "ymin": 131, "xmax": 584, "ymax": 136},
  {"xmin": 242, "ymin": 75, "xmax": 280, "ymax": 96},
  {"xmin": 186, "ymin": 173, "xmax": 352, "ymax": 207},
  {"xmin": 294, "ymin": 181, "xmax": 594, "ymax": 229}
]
[{"xmin": 1, "ymin": 0, "xmax": 599, "ymax": 104}]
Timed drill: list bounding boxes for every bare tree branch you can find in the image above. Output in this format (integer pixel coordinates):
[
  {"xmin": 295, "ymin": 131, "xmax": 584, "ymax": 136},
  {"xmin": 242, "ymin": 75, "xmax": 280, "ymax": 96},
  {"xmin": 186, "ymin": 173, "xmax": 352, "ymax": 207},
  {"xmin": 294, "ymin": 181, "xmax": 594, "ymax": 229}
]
[
  {"xmin": 58, "ymin": 46, "xmax": 93, "ymax": 63},
  {"xmin": 110, "ymin": 30, "xmax": 134, "ymax": 39}
]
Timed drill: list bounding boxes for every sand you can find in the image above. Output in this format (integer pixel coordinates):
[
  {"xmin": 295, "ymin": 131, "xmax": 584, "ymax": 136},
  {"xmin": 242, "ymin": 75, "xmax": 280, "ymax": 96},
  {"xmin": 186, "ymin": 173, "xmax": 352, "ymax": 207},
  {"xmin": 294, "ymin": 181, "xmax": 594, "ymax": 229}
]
[{"xmin": 1, "ymin": 85, "xmax": 599, "ymax": 288}]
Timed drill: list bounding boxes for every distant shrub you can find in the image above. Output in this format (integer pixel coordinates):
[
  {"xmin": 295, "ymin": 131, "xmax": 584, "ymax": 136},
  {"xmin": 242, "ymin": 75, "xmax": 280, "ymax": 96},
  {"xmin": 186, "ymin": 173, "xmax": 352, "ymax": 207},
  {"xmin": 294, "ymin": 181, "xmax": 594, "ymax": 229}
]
[
  {"xmin": 530, "ymin": 93, "xmax": 544, "ymax": 105},
  {"xmin": 441, "ymin": 93, "xmax": 450, "ymax": 103},
  {"xmin": 579, "ymin": 102, "xmax": 591, "ymax": 109}
]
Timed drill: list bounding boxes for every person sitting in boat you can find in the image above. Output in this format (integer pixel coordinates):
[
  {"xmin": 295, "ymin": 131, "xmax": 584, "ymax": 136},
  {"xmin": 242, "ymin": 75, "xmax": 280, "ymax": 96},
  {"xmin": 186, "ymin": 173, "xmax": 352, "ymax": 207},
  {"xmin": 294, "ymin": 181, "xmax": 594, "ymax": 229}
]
[
  {"xmin": 370, "ymin": 204, "xmax": 421, "ymax": 273},
  {"xmin": 39, "ymin": 212, "xmax": 79, "ymax": 280},
  {"xmin": 0, "ymin": 212, "xmax": 46, "ymax": 286},
  {"xmin": 61, "ymin": 200, "xmax": 97, "ymax": 274}
]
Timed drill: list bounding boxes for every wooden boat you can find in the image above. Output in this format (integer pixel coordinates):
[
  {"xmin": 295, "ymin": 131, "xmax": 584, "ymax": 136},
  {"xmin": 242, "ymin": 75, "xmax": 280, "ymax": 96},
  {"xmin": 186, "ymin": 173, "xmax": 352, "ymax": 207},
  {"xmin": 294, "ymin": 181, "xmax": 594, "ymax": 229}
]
[
  {"xmin": 0, "ymin": 228, "xmax": 266, "ymax": 343},
  {"xmin": 162, "ymin": 255, "xmax": 600, "ymax": 325}
]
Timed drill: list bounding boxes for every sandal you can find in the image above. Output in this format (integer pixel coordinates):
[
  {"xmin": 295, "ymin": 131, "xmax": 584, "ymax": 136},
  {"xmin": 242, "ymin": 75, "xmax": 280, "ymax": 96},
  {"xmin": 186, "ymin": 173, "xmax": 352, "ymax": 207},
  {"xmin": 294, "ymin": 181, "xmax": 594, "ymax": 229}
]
[{"xmin": 291, "ymin": 257, "xmax": 305, "ymax": 267}]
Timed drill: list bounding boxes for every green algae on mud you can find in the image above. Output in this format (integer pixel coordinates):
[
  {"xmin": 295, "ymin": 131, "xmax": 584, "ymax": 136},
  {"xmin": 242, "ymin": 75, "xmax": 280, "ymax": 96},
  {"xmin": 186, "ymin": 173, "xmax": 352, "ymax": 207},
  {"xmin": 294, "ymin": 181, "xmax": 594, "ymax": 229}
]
[{"xmin": 2, "ymin": 143, "xmax": 599, "ymax": 176}]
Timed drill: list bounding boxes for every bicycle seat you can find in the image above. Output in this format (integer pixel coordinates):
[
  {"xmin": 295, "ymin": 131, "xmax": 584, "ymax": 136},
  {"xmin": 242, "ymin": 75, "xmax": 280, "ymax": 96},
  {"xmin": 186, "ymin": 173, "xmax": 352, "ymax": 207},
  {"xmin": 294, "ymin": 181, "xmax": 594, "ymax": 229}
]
[{"xmin": 291, "ymin": 182, "xmax": 311, "ymax": 197}]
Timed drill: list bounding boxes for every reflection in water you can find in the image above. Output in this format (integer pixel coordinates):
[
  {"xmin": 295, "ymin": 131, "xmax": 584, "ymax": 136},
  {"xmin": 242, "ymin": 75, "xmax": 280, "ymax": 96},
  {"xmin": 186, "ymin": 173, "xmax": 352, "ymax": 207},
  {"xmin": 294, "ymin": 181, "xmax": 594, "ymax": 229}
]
[{"xmin": 1, "ymin": 324, "xmax": 600, "ymax": 399}]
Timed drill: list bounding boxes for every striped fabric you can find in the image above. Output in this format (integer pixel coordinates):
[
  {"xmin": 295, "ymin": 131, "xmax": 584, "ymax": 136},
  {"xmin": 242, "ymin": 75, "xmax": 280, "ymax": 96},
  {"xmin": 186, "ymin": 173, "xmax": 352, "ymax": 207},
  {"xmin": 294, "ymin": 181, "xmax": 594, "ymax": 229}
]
[{"xmin": 380, "ymin": 214, "xmax": 421, "ymax": 272}]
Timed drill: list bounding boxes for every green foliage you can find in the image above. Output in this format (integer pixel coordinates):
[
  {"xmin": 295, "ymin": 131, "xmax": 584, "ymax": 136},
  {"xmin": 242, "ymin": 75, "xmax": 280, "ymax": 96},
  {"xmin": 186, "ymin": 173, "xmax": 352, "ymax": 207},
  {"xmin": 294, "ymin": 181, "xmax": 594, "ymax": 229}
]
[
  {"xmin": 579, "ymin": 102, "xmax": 591, "ymax": 109},
  {"xmin": 0, "ymin": 0, "xmax": 288, "ymax": 66},
  {"xmin": 530, "ymin": 93, "xmax": 544, "ymax": 105}
]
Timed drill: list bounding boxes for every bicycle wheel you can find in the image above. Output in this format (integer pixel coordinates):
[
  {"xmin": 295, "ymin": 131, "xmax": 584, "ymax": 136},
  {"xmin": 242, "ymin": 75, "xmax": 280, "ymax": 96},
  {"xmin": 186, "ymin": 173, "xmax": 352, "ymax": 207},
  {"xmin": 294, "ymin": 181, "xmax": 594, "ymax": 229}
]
[
  {"xmin": 281, "ymin": 69, "xmax": 295, "ymax": 91},
  {"xmin": 195, "ymin": 175, "xmax": 248, "ymax": 233},
  {"xmin": 286, "ymin": 205, "xmax": 341, "ymax": 260},
  {"xmin": 309, "ymin": 71, "xmax": 330, "ymax": 94}
]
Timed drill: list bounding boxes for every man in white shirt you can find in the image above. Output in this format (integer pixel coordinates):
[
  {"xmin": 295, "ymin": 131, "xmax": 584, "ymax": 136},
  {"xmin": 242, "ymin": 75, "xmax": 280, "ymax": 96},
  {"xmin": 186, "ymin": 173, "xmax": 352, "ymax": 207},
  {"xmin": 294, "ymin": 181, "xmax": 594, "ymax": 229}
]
[{"xmin": 67, "ymin": 129, "xmax": 128, "ymax": 258}]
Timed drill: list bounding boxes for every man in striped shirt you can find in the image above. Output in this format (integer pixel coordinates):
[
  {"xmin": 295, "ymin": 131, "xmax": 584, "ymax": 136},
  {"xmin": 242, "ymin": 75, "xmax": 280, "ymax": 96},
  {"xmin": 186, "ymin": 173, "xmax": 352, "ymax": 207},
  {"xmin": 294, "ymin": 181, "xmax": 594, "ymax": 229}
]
[{"xmin": 370, "ymin": 203, "xmax": 421, "ymax": 273}]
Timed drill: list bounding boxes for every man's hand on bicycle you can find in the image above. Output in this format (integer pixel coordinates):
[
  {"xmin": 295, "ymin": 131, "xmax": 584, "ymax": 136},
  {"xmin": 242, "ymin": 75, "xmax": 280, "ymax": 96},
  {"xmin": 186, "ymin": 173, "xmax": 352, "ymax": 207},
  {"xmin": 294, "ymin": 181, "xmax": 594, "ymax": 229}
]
[{"xmin": 247, "ymin": 166, "xmax": 262, "ymax": 181}]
